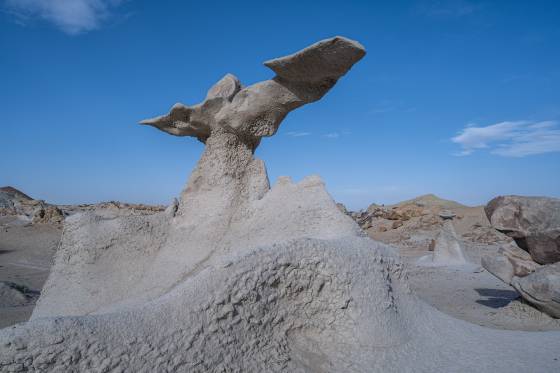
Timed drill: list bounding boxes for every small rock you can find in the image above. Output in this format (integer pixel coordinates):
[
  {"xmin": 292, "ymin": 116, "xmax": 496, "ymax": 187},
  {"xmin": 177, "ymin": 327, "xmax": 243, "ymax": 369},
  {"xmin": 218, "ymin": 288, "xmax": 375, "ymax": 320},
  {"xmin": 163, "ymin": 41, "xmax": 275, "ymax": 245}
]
[{"xmin": 392, "ymin": 220, "xmax": 403, "ymax": 229}]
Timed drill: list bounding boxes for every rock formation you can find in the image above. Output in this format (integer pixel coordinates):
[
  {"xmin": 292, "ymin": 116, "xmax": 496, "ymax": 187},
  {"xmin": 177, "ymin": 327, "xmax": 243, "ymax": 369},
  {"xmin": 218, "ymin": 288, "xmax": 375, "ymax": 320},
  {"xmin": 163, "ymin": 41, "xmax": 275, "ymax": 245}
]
[
  {"xmin": 483, "ymin": 196, "xmax": 560, "ymax": 318},
  {"xmin": 2, "ymin": 37, "xmax": 560, "ymax": 372},
  {"xmin": 417, "ymin": 210, "xmax": 469, "ymax": 266},
  {"xmin": 0, "ymin": 186, "xmax": 64, "ymax": 226},
  {"xmin": 486, "ymin": 196, "xmax": 560, "ymax": 264}
]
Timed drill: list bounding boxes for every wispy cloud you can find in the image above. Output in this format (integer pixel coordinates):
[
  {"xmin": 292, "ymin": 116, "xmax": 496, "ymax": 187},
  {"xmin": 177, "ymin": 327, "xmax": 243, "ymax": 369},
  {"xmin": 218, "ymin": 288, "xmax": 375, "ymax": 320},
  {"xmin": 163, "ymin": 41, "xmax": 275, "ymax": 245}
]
[
  {"xmin": 451, "ymin": 120, "xmax": 560, "ymax": 157},
  {"xmin": 323, "ymin": 132, "xmax": 340, "ymax": 139},
  {"xmin": 4, "ymin": 0, "xmax": 127, "ymax": 35},
  {"xmin": 285, "ymin": 131, "xmax": 311, "ymax": 137}
]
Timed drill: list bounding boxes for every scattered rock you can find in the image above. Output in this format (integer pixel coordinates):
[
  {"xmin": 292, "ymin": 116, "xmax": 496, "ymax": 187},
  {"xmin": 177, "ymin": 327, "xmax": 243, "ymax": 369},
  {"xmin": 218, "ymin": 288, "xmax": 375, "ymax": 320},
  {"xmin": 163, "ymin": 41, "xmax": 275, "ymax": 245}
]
[{"xmin": 32, "ymin": 205, "xmax": 64, "ymax": 225}]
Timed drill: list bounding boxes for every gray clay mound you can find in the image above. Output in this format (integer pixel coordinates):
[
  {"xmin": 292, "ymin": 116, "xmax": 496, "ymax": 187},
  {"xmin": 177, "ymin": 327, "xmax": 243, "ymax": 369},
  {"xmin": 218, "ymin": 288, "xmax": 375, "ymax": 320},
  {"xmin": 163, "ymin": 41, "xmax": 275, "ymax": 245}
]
[{"xmin": 1, "ymin": 37, "xmax": 559, "ymax": 372}]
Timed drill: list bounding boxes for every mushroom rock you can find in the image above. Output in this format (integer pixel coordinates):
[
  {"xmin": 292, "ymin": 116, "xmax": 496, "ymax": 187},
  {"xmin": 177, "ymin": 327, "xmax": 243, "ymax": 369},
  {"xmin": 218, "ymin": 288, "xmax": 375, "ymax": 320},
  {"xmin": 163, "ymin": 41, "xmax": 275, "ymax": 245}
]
[
  {"xmin": 2, "ymin": 37, "xmax": 560, "ymax": 373},
  {"xmin": 31, "ymin": 36, "xmax": 367, "ymax": 319}
]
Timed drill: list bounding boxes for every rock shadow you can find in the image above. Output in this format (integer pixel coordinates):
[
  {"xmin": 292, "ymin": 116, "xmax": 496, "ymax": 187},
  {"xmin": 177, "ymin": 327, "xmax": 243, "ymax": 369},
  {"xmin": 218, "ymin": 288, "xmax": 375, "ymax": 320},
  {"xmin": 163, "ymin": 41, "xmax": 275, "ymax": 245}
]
[{"xmin": 475, "ymin": 288, "xmax": 519, "ymax": 309}]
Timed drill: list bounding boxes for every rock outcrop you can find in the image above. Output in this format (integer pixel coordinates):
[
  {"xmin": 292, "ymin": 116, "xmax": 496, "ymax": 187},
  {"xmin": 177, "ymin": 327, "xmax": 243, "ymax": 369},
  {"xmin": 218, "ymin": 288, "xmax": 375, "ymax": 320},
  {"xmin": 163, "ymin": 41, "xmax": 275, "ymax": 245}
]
[
  {"xmin": 0, "ymin": 186, "xmax": 65, "ymax": 226},
  {"xmin": 485, "ymin": 196, "xmax": 560, "ymax": 264}
]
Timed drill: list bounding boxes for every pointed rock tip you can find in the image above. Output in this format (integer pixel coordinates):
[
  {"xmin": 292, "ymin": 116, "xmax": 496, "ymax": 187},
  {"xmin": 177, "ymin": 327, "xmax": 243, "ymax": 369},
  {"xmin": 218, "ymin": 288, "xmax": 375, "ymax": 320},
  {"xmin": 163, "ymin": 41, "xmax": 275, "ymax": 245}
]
[{"xmin": 263, "ymin": 35, "xmax": 366, "ymax": 83}]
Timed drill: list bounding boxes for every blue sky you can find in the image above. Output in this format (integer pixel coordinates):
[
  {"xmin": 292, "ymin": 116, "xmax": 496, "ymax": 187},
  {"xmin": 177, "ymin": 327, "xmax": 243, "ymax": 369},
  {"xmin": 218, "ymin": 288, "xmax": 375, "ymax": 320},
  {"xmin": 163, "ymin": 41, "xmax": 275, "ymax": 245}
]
[{"xmin": 1, "ymin": 0, "xmax": 559, "ymax": 210}]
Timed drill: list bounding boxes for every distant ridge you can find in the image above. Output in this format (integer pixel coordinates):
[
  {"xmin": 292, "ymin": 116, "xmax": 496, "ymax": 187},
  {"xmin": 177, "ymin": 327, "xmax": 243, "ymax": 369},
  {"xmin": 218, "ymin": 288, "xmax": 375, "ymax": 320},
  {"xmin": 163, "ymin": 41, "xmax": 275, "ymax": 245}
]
[
  {"xmin": 390, "ymin": 194, "xmax": 470, "ymax": 209},
  {"xmin": 0, "ymin": 186, "xmax": 33, "ymax": 200}
]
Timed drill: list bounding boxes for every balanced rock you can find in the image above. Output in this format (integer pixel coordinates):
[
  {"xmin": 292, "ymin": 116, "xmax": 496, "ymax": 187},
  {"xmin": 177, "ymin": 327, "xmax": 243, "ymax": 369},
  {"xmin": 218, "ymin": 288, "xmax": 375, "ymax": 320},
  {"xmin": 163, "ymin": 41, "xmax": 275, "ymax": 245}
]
[{"xmin": 485, "ymin": 196, "xmax": 560, "ymax": 264}]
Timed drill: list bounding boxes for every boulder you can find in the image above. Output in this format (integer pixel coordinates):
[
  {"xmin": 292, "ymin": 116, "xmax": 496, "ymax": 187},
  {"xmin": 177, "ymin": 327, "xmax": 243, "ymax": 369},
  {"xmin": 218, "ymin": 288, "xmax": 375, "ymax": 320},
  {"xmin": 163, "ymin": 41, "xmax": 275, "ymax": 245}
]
[
  {"xmin": 482, "ymin": 243, "xmax": 540, "ymax": 284},
  {"xmin": 482, "ymin": 254, "xmax": 514, "ymax": 284},
  {"xmin": 485, "ymin": 196, "xmax": 560, "ymax": 264},
  {"xmin": 392, "ymin": 220, "xmax": 403, "ymax": 229},
  {"xmin": 512, "ymin": 262, "xmax": 560, "ymax": 318}
]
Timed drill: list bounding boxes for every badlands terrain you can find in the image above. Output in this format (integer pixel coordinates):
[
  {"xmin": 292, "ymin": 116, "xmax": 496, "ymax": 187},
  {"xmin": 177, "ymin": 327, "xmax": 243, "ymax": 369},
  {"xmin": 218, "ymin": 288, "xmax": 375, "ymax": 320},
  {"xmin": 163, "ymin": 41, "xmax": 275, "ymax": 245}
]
[
  {"xmin": 2, "ymin": 188, "xmax": 558, "ymax": 332},
  {"xmin": 1, "ymin": 37, "xmax": 559, "ymax": 372}
]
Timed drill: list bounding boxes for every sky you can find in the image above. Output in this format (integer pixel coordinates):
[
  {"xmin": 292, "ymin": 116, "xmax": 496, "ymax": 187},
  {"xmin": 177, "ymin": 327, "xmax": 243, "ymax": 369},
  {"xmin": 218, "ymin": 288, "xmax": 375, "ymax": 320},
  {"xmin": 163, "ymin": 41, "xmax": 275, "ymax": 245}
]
[{"xmin": 1, "ymin": 0, "xmax": 559, "ymax": 210}]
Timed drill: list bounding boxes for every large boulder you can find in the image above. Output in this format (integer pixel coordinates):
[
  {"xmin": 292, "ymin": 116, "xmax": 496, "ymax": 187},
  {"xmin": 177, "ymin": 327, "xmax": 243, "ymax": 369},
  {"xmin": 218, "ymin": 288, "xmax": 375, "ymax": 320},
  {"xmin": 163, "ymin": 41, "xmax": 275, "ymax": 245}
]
[
  {"xmin": 512, "ymin": 262, "xmax": 560, "ymax": 318},
  {"xmin": 485, "ymin": 196, "xmax": 560, "ymax": 264}
]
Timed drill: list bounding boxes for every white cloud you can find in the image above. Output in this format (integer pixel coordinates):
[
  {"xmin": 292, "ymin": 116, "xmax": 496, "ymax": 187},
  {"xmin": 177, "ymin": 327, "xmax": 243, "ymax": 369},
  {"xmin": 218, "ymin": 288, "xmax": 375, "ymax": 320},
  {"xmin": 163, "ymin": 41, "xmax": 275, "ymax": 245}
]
[
  {"xmin": 4, "ymin": 0, "xmax": 126, "ymax": 34},
  {"xmin": 451, "ymin": 120, "xmax": 560, "ymax": 157},
  {"xmin": 285, "ymin": 131, "xmax": 311, "ymax": 137}
]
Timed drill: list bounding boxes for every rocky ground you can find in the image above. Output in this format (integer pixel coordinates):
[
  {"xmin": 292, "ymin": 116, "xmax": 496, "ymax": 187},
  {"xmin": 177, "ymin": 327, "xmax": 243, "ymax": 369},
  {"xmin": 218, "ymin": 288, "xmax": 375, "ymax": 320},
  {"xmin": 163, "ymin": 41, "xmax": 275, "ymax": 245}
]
[
  {"xmin": 0, "ymin": 186, "xmax": 164, "ymax": 328},
  {"xmin": 343, "ymin": 194, "xmax": 560, "ymax": 331},
  {"xmin": 1, "ymin": 187, "xmax": 558, "ymax": 331}
]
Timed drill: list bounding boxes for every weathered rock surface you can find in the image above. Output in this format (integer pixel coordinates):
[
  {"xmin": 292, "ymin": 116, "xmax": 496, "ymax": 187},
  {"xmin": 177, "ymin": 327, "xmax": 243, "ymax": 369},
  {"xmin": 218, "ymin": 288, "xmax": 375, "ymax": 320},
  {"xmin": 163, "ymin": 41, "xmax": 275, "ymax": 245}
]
[
  {"xmin": 140, "ymin": 36, "xmax": 365, "ymax": 144},
  {"xmin": 512, "ymin": 262, "xmax": 560, "ymax": 318},
  {"xmin": 486, "ymin": 196, "xmax": 560, "ymax": 264},
  {"xmin": 31, "ymin": 36, "xmax": 366, "ymax": 318}
]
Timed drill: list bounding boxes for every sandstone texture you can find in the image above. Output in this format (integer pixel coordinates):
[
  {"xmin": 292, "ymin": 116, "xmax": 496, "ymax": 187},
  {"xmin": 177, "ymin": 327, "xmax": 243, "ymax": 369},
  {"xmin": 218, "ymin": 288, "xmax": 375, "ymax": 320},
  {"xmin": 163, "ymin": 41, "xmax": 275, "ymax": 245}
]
[{"xmin": 485, "ymin": 196, "xmax": 560, "ymax": 264}]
